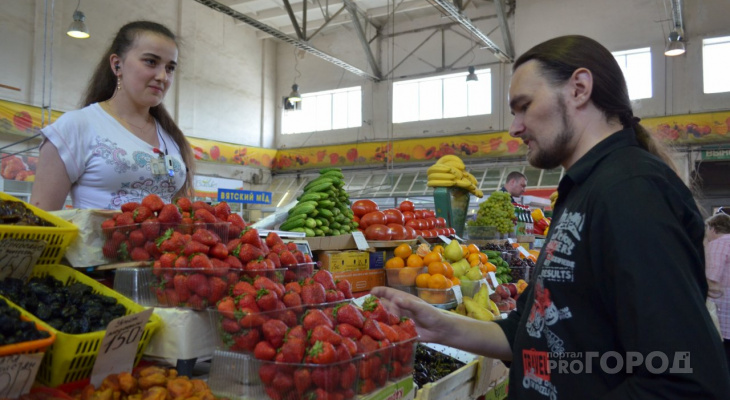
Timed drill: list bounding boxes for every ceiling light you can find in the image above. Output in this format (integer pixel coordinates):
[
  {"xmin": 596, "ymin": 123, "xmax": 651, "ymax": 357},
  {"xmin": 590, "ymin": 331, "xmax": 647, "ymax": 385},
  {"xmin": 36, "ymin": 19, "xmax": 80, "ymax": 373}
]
[
  {"xmin": 287, "ymin": 84, "xmax": 301, "ymax": 103},
  {"xmin": 66, "ymin": 1, "xmax": 89, "ymax": 39},
  {"xmin": 664, "ymin": 31, "xmax": 685, "ymax": 56},
  {"xmin": 466, "ymin": 66, "xmax": 478, "ymax": 82}
]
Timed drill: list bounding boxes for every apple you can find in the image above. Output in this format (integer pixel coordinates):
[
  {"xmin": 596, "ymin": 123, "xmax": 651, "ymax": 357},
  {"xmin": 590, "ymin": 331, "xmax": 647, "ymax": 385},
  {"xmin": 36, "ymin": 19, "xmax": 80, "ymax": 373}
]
[
  {"xmin": 506, "ymin": 283, "xmax": 518, "ymax": 298},
  {"xmin": 496, "ymin": 284, "xmax": 511, "ymax": 300},
  {"xmin": 489, "ymin": 293, "xmax": 502, "ymax": 303}
]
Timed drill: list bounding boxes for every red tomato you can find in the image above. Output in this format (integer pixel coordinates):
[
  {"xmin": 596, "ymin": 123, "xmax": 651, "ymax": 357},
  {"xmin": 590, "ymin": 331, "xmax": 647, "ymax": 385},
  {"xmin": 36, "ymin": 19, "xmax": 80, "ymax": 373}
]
[
  {"xmin": 425, "ymin": 217, "xmax": 437, "ymax": 230},
  {"xmin": 365, "ymin": 224, "xmax": 392, "ymax": 241},
  {"xmin": 399, "ymin": 200, "xmax": 414, "ymax": 213},
  {"xmin": 424, "ymin": 210, "xmax": 436, "ymax": 219},
  {"xmin": 436, "ymin": 228, "xmax": 448, "ymax": 236},
  {"xmin": 352, "ymin": 199, "xmax": 378, "ymax": 218},
  {"xmin": 415, "ymin": 230, "xmax": 423, "ymax": 238},
  {"xmin": 428, "ymin": 229, "xmax": 438, "ymax": 237},
  {"xmin": 383, "ymin": 209, "xmax": 405, "ymax": 225},
  {"xmin": 448, "ymin": 227, "xmax": 456, "ymax": 235},
  {"xmin": 352, "ymin": 215, "xmax": 360, "ymax": 224},
  {"xmin": 387, "ymin": 224, "xmax": 408, "ymax": 240},
  {"xmin": 404, "ymin": 226, "xmax": 417, "ymax": 240},
  {"xmin": 405, "ymin": 219, "xmax": 421, "ymax": 232},
  {"xmin": 402, "ymin": 211, "xmax": 415, "ymax": 224},
  {"xmin": 414, "ymin": 210, "xmax": 424, "ymax": 219},
  {"xmin": 360, "ymin": 211, "xmax": 387, "ymax": 230},
  {"xmin": 435, "ymin": 217, "xmax": 447, "ymax": 229}
]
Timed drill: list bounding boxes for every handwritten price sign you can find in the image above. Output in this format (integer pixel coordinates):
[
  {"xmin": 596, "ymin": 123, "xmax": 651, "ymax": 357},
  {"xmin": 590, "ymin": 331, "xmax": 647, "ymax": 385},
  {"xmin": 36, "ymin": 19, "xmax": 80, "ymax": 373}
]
[
  {"xmin": 0, "ymin": 353, "xmax": 43, "ymax": 398},
  {"xmin": 0, "ymin": 240, "xmax": 46, "ymax": 281},
  {"xmin": 90, "ymin": 308, "xmax": 153, "ymax": 387}
]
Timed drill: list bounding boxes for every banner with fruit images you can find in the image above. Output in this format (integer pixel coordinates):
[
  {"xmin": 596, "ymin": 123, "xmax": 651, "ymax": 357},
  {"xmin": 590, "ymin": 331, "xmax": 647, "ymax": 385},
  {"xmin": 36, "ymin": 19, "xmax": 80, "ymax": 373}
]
[{"xmin": 187, "ymin": 137, "xmax": 277, "ymax": 169}]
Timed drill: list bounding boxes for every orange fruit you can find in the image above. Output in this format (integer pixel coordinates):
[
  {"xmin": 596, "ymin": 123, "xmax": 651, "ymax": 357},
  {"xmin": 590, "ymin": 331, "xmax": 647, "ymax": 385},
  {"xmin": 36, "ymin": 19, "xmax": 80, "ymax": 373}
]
[
  {"xmin": 485, "ymin": 262, "xmax": 497, "ymax": 273},
  {"xmin": 432, "ymin": 245, "xmax": 444, "ymax": 254},
  {"xmin": 467, "ymin": 244, "xmax": 480, "ymax": 254},
  {"xmin": 442, "ymin": 262, "xmax": 454, "ymax": 279},
  {"xmin": 385, "ymin": 257, "xmax": 405, "ymax": 269},
  {"xmin": 406, "ymin": 254, "xmax": 424, "ymax": 268},
  {"xmin": 451, "ymin": 276, "xmax": 461, "ymax": 286},
  {"xmin": 479, "ymin": 264, "xmax": 488, "ymax": 275},
  {"xmin": 416, "ymin": 273, "xmax": 431, "ymax": 288},
  {"xmin": 467, "ymin": 253, "xmax": 481, "ymax": 267},
  {"xmin": 427, "ymin": 261, "xmax": 446, "ymax": 276},
  {"xmin": 394, "ymin": 244, "xmax": 412, "ymax": 259},
  {"xmin": 398, "ymin": 267, "xmax": 419, "ymax": 286},
  {"xmin": 422, "ymin": 251, "xmax": 443, "ymax": 266},
  {"xmin": 478, "ymin": 252, "xmax": 489, "ymax": 264},
  {"xmin": 428, "ymin": 273, "xmax": 449, "ymax": 289},
  {"xmin": 460, "ymin": 245, "xmax": 469, "ymax": 258}
]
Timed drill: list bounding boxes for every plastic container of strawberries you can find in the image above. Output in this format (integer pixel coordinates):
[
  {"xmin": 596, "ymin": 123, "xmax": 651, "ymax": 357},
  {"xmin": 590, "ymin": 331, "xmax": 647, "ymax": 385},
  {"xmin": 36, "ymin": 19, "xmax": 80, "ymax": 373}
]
[{"xmin": 281, "ymin": 262, "xmax": 316, "ymax": 283}]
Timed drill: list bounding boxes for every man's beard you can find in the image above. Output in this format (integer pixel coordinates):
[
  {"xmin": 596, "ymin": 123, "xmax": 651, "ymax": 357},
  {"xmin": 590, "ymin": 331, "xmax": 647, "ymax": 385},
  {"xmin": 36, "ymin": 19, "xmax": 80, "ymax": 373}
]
[{"xmin": 528, "ymin": 95, "xmax": 575, "ymax": 170}]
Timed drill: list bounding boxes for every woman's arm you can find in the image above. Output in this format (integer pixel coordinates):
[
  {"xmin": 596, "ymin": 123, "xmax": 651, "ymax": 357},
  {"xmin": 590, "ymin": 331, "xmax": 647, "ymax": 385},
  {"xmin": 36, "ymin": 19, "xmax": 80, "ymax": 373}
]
[{"xmin": 30, "ymin": 141, "xmax": 72, "ymax": 210}]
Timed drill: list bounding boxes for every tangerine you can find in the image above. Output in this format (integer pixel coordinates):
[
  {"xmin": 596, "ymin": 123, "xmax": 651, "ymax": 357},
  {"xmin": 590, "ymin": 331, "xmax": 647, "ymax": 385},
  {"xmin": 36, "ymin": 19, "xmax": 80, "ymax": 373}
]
[
  {"xmin": 442, "ymin": 262, "xmax": 454, "ymax": 279},
  {"xmin": 428, "ymin": 273, "xmax": 449, "ymax": 289},
  {"xmin": 422, "ymin": 251, "xmax": 443, "ymax": 265},
  {"xmin": 460, "ymin": 244, "xmax": 469, "ymax": 258},
  {"xmin": 467, "ymin": 244, "xmax": 480, "ymax": 254},
  {"xmin": 385, "ymin": 257, "xmax": 405, "ymax": 269},
  {"xmin": 394, "ymin": 243, "xmax": 412, "ymax": 259},
  {"xmin": 432, "ymin": 245, "xmax": 444, "ymax": 254},
  {"xmin": 415, "ymin": 273, "xmax": 431, "ymax": 288},
  {"xmin": 478, "ymin": 252, "xmax": 489, "ymax": 264},
  {"xmin": 485, "ymin": 262, "xmax": 497, "ymax": 273},
  {"xmin": 398, "ymin": 267, "xmax": 419, "ymax": 286},
  {"xmin": 451, "ymin": 276, "xmax": 461, "ymax": 286},
  {"xmin": 427, "ymin": 261, "xmax": 446, "ymax": 276},
  {"xmin": 467, "ymin": 253, "xmax": 482, "ymax": 267},
  {"xmin": 406, "ymin": 254, "xmax": 425, "ymax": 268}
]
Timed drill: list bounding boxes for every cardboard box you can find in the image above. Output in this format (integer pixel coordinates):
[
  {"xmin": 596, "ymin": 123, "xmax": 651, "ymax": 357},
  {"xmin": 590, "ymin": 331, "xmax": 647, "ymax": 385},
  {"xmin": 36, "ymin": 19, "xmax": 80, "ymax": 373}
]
[
  {"xmin": 318, "ymin": 250, "xmax": 370, "ymax": 272},
  {"xmin": 369, "ymin": 250, "xmax": 386, "ymax": 269},
  {"xmin": 304, "ymin": 234, "xmax": 358, "ymax": 251},
  {"xmin": 332, "ymin": 269, "xmax": 385, "ymax": 292}
]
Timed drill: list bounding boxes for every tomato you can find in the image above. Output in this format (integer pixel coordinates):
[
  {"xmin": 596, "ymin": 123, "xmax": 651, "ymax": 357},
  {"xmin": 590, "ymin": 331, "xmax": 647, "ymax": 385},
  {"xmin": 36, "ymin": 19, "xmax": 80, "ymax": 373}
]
[
  {"xmin": 405, "ymin": 219, "xmax": 420, "ymax": 232},
  {"xmin": 360, "ymin": 211, "xmax": 387, "ymax": 230},
  {"xmin": 435, "ymin": 217, "xmax": 447, "ymax": 229},
  {"xmin": 365, "ymin": 224, "xmax": 392, "ymax": 241},
  {"xmin": 387, "ymin": 224, "xmax": 408, "ymax": 240},
  {"xmin": 404, "ymin": 226, "xmax": 417, "ymax": 240},
  {"xmin": 402, "ymin": 211, "xmax": 415, "ymax": 224},
  {"xmin": 383, "ymin": 209, "xmax": 405, "ymax": 225},
  {"xmin": 423, "ymin": 210, "xmax": 436, "ymax": 219},
  {"xmin": 399, "ymin": 200, "xmax": 414, "ymax": 213},
  {"xmin": 352, "ymin": 215, "xmax": 360, "ymax": 224},
  {"xmin": 436, "ymin": 228, "xmax": 448, "ymax": 236},
  {"xmin": 428, "ymin": 229, "xmax": 438, "ymax": 238},
  {"xmin": 425, "ymin": 217, "xmax": 437, "ymax": 230},
  {"xmin": 448, "ymin": 227, "xmax": 456, "ymax": 235},
  {"xmin": 414, "ymin": 210, "xmax": 424, "ymax": 219},
  {"xmin": 352, "ymin": 199, "xmax": 378, "ymax": 218}
]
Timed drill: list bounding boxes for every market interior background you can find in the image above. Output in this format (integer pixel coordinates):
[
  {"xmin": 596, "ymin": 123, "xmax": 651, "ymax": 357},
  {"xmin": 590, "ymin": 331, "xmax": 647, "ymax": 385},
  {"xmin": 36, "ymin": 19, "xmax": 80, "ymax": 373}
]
[{"xmin": 1, "ymin": 0, "xmax": 729, "ymax": 221}]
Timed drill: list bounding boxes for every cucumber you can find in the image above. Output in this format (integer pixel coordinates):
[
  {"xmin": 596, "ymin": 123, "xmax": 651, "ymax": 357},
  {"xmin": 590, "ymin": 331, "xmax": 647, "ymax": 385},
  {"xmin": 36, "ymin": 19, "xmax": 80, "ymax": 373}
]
[
  {"xmin": 340, "ymin": 224, "xmax": 351, "ymax": 232},
  {"xmin": 331, "ymin": 229, "xmax": 341, "ymax": 236},
  {"xmin": 314, "ymin": 228, "xmax": 324, "ymax": 236},
  {"xmin": 280, "ymin": 218, "xmax": 305, "ymax": 231},
  {"xmin": 289, "ymin": 204, "xmax": 316, "ymax": 217},
  {"xmin": 331, "ymin": 222, "xmax": 341, "ymax": 230},
  {"xmin": 305, "ymin": 181, "xmax": 334, "ymax": 193},
  {"xmin": 298, "ymin": 192, "xmax": 325, "ymax": 202},
  {"xmin": 305, "ymin": 218, "xmax": 317, "ymax": 229},
  {"xmin": 319, "ymin": 167, "xmax": 342, "ymax": 174},
  {"xmin": 319, "ymin": 208, "xmax": 334, "ymax": 218},
  {"xmin": 319, "ymin": 199, "xmax": 335, "ymax": 209},
  {"xmin": 304, "ymin": 228, "xmax": 315, "ymax": 237}
]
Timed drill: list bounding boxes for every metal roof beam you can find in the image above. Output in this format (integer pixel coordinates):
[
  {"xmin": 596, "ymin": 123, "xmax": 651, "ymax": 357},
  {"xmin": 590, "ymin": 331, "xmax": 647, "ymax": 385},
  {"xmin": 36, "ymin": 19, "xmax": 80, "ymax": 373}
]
[{"xmin": 343, "ymin": 0, "xmax": 382, "ymax": 79}]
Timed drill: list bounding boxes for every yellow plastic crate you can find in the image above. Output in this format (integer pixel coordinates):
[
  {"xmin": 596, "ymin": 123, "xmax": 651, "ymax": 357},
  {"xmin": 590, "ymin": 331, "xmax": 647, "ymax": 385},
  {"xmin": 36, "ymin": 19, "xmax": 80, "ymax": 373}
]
[
  {"xmin": 0, "ymin": 296, "xmax": 56, "ymax": 356},
  {"xmin": 0, "ymin": 192, "xmax": 78, "ymax": 265},
  {"xmin": 20, "ymin": 264, "xmax": 161, "ymax": 386}
]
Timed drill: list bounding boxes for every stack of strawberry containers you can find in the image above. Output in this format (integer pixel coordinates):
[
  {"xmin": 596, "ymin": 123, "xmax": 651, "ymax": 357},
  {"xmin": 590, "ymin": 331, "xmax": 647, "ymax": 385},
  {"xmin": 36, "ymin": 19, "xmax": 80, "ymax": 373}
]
[{"xmin": 207, "ymin": 268, "xmax": 419, "ymax": 399}]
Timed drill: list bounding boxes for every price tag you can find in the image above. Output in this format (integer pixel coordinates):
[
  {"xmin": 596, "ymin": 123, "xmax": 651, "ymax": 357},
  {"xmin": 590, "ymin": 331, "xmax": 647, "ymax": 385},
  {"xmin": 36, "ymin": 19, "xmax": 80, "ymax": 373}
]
[
  {"xmin": 90, "ymin": 308, "xmax": 153, "ymax": 387},
  {"xmin": 0, "ymin": 240, "xmax": 46, "ymax": 281},
  {"xmin": 451, "ymin": 285, "xmax": 463, "ymax": 304},
  {"xmin": 451, "ymin": 235, "xmax": 464, "ymax": 242},
  {"xmin": 487, "ymin": 272, "xmax": 499, "ymax": 290},
  {"xmin": 438, "ymin": 235, "xmax": 451, "ymax": 244},
  {"xmin": 0, "ymin": 353, "xmax": 44, "ymax": 398},
  {"xmin": 351, "ymin": 231, "xmax": 370, "ymax": 251}
]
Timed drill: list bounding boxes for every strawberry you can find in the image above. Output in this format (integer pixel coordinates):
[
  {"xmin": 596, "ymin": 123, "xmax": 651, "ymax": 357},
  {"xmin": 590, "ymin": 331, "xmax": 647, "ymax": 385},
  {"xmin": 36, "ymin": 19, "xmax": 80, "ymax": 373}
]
[
  {"xmin": 271, "ymin": 244, "xmax": 287, "ymax": 256},
  {"xmin": 174, "ymin": 255, "xmax": 189, "ymax": 269},
  {"xmin": 158, "ymin": 204, "xmax": 182, "ymax": 224},
  {"xmin": 208, "ymin": 276, "xmax": 228, "ymax": 304},
  {"xmin": 301, "ymin": 282, "xmax": 326, "ymax": 305},
  {"xmin": 340, "ymin": 362, "xmax": 357, "ymax": 390},
  {"xmin": 334, "ymin": 304, "xmax": 365, "ymax": 329},
  {"xmin": 313, "ymin": 270, "xmax": 337, "ymax": 291},
  {"xmin": 190, "ymin": 254, "xmax": 214, "ymax": 270},
  {"xmin": 286, "ymin": 242, "xmax": 298, "ymax": 252},
  {"xmin": 238, "ymin": 307, "xmax": 267, "ymax": 328},
  {"xmin": 175, "ymin": 197, "xmax": 193, "ymax": 213},
  {"xmin": 225, "ymin": 255, "xmax": 243, "ymax": 269},
  {"xmin": 399, "ymin": 318, "xmax": 418, "ymax": 339},
  {"xmin": 307, "ymin": 341, "xmax": 337, "ymax": 364},
  {"xmin": 183, "ymin": 240, "xmax": 210, "ymax": 257},
  {"xmin": 312, "ymin": 366, "xmax": 341, "ymax": 391},
  {"xmin": 259, "ymin": 363, "xmax": 277, "ymax": 385},
  {"xmin": 121, "ymin": 202, "xmax": 140, "ymax": 213},
  {"xmin": 325, "ymin": 290, "xmax": 345, "ymax": 303},
  {"xmin": 253, "ymin": 341, "xmax": 277, "ymax": 361},
  {"xmin": 130, "ymin": 246, "xmax": 151, "ymax": 261},
  {"xmin": 263, "ymin": 386, "xmax": 284, "ymax": 400},
  {"xmin": 341, "ymin": 337, "xmax": 358, "ymax": 356},
  {"xmin": 303, "ymin": 309, "xmax": 333, "ymax": 330},
  {"xmin": 214, "ymin": 202, "xmax": 231, "ymax": 221},
  {"xmin": 232, "ymin": 281, "xmax": 257, "ymax": 297},
  {"xmin": 192, "ymin": 200, "xmax": 215, "ymax": 214},
  {"xmin": 158, "ymin": 230, "xmax": 184, "ymax": 253},
  {"xmin": 310, "ymin": 325, "xmax": 342, "ymax": 346},
  {"xmin": 287, "ymin": 325, "xmax": 307, "ymax": 341},
  {"xmin": 336, "ymin": 342, "xmax": 352, "ymax": 362},
  {"xmin": 186, "ymin": 273, "xmax": 211, "ymax": 298},
  {"xmin": 282, "ymin": 291, "xmax": 302, "ymax": 308},
  {"xmin": 254, "ymin": 276, "xmax": 284, "ymax": 299},
  {"xmin": 238, "ymin": 244, "xmax": 264, "ymax": 264},
  {"xmin": 293, "ymin": 368, "xmax": 311, "ymax": 394},
  {"xmin": 116, "ymin": 212, "xmax": 135, "ymax": 232},
  {"xmin": 141, "ymin": 194, "xmax": 165, "ymax": 213},
  {"xmin": 221, "ymin": 318, "xmax": 241, "ymax": 334},
  {"xmin": 358, "ymin": 379, "xmax": 377, "ymax": 395},
  {"xmin": 101, "ymin": 218, "xmax": 116, "ymax": 237},
  {"xmin": 285, "ymin": 281, "xmax": 302, "ymax": 294},
  {"xmin": 237, "ymin": 293, "xmax": 260, "ymax": 312},
  {"xmin": 227, "ymin": 213, "xmax": 247, "ymax": 228},
  {"xmin": 159, "ymin": 252, "xmax": 177, "ymax": 269},
  {"xmin": 280, "ymin": 337, "xmax": 306, "ymax": 363},
  {"xmin": 240, "ymin": 228, "xmax": 263, "ymax": 248},
  {"xmin": 278, "ymin": 309, "xmax": 298, "ymax": 328},
  {"xmin": 209, "ymin": 243, "xmax": 228, "ymax": 260},
  {"xmin": 266, "ymin": 232, "xmax": 285, "ymax": 248},
  {"xmin": 217, "ymin": 296, "xmax": 236, "ymax": 319},
  {"xmin": 226, "ymin": 239, "xmax": 242, "ymax": 255},
  {"xmin": 391, "ymin": 360, "xmax": 403, "ymax": 379},
  {"xmin": 232, "ymin": 328, "xmax": 260, "ymax": 352},
  {"xmin": 336, "ymin": 323, "xmax": 363, "ymax": 340},
  {"xmin": 363, "ymin": 297, "xmax": 393, "ymax": 324},
  {"xmin": 293, "ymin": 250, "xmax": 305, "ymax": 263},
  {"xmin": 256, "ymin": 289, "xmax": 278, "ymax": 311},
  {"xmin": 266, "ymin": 252, "xmax": 281, "ymax": 268},
  {"xmin": 228, "ymin": 224, "xmax": 242, "ymax": 240},
  {"xmin": 187, "ymin": 294, "xmax": 205, "ymax": 309},
  {"xmin": 377, "ymin": 321, "xmax": 399, "ymax": 343},
  {"xmin": 272, "ymin": 371, "xmax": 295, "ymax": 393},
  {"xmin": 162, "ymin": 288, "xmax": 180, "ymax": 306},
  {"xmin": 133, "ymin": 206, "xmax": 153, "ymax": 223},
  {"xmin": 194, "ymin": 208, "xmax": 217, "ymax": 224},
  {"xmin": 108, "ymin": 230, "xmax": 126, "ymax": 247},
  {"xmin": 144, "ymin": 241, "xmax": 162, "ymax": 259},
  {"xmin": 192, "ymin": 229, "xmax": 220, "ymax": 246},
  {"xmin": 362, "ymin": 318, "xmax": 385, "ymax": 341},
  {"xmin": 262, "ymin": 319, "xmax": 288, "ymax": 348},
  {"xmin": 336, "ymin": 279, "xmax": 353, "ymax": 299},
  {"xmin": 304, "ymin": 253, "xmax": 313, "ymax": 263}
]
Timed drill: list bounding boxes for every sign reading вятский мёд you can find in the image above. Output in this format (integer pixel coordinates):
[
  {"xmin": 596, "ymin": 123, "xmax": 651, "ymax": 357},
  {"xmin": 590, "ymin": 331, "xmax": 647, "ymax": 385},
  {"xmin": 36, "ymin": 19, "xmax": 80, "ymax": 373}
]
[{"xmin": 217, "ymin": 189, "xmax": 272, "ymax": 204}]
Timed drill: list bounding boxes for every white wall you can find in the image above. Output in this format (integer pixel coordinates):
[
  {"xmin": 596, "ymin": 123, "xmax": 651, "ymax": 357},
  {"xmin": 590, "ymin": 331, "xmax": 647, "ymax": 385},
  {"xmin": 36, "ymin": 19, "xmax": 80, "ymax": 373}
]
[
  {"xmin": 274, "ymin": 0, "xmax": 730, "ymax": 148},
  {"xmin": 0, "ymin": 0, "xmax": 276, "ymax": 148}
]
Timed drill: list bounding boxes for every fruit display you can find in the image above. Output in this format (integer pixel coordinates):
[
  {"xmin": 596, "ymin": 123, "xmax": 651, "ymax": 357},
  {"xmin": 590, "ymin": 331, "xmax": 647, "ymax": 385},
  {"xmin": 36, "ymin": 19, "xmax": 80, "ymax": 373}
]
[
  {"xmin": 413, "ymin": 344, "xmax": 466, "ymax": 388},
  {"xmin": 74, "ymin": 366, "xmax": 216, "ymax": 400},
  {"xmin": 532, "ymin": 208, "xmax": 552, "ymax": 236},
  {"xmin": 452, "ymin": 283, "xmax": 501, "ymax": 321},
  {"xmin": 0, "ymin": 276, "xmax": 126, "ymax": 334},
  {"xmin": 101, "ymin": 195, "xmax": 246, "ymax": 261},
  {"xmin": 354, "ymin": 200, "xmax": 453, "ymax": 240},
  {"xmin": 468, "ymin": 191, "xmax": 515, "ymax": 234},
  {"xmin": 0, "ymin": 199, "xmax": 53, "ymax": 226},
  {"xmin": 0, "ymin": 297, "xmax": 51, "ymax": 346},
  {"xmin": 488, "ymin": 284, "xmax": 517, "ymax": 313},
  {"xmin": 426, "ymin": 155, "xmax": 484, "ymax": 198},
  {"xmin": 279, "ymin": 168, "xmax": 356, "ymax": 237}
]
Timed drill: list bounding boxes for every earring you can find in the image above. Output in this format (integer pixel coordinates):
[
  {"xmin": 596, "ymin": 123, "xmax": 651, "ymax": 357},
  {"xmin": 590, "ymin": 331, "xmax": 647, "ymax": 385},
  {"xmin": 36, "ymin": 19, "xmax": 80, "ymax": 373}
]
[{"xmin": 116, "ymin": 76, "xmax": 122, "ymax": 91}]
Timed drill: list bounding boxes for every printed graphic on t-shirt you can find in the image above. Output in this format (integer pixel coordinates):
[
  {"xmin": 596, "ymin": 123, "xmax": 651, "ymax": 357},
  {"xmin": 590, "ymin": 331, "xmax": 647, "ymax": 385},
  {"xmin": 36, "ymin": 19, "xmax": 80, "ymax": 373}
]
[
  {"xmin": 525, "ymin": 279, "xmax": 571, "ymax": 352},
  {"xmin": 92, "ymin": 136, "xmax": 137, "ymax": 174},
  {"xmin": 541, "ymin": 210, "xmax": 585, "ymax": 283},
  {"xmin": 522, "ymin": 348, "xmax": 559, "ymax": 399}
]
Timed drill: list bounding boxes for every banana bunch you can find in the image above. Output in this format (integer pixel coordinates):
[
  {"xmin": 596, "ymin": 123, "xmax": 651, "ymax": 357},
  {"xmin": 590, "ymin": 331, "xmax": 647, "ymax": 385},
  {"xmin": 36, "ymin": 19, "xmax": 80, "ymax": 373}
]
[
  {"xmin": 451, "ymin": 283, "xmax": 500, "ymax": 321},
  {"xmin": 426, "ymin": 155, "xmax": 483, "ymax": 198}
]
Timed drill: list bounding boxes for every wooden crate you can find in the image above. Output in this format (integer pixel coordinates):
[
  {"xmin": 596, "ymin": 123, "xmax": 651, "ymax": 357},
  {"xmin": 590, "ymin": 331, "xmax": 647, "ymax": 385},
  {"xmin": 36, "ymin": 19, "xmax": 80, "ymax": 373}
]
[{"xmin": 415, "ymin": 356, "xmax": 507, "ymax": 400}]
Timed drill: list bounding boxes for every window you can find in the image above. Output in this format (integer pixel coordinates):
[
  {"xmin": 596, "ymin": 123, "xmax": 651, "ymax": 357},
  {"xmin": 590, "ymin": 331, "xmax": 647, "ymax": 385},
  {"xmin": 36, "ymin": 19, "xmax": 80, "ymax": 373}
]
[
  {"xmin": 392, "ymin": 69, "xmax": 491, "ymax": 123},
  {"xmin": 703, "ymin": 36, "xmax": 730, "ymax": 94},
  {"xmin": 612, "ymin": 47, "xmax": 652, "ymax": 100},
  {"xmin": 282, "ymin": 86, "xmax": 361, "ymax": 134}
]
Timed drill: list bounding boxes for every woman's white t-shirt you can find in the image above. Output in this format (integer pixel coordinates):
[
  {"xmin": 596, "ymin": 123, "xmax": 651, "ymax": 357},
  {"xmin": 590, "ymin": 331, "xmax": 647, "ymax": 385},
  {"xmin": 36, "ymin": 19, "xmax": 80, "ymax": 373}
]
[{"xmin": 41, "ymin": 103, "xmax": 187, "ymax": 209}]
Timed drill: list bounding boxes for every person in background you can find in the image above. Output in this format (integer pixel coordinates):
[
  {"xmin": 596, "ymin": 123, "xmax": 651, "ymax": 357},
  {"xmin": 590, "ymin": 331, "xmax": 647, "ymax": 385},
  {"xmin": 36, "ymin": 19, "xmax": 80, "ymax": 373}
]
[
  {"xmin": 705, "ymin": 212, "xmax": 730, "ymax": 374},
  {"xmin": 501, "ymin": 171, "xmax": 527, "ymax": 202},
  {"xmin": 373, "ymin": 35, "xmax": 729, "ymax": 398},
  {"xmin": 30, "ymin": 21, "xmax": 195, "ymax": 210}
]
